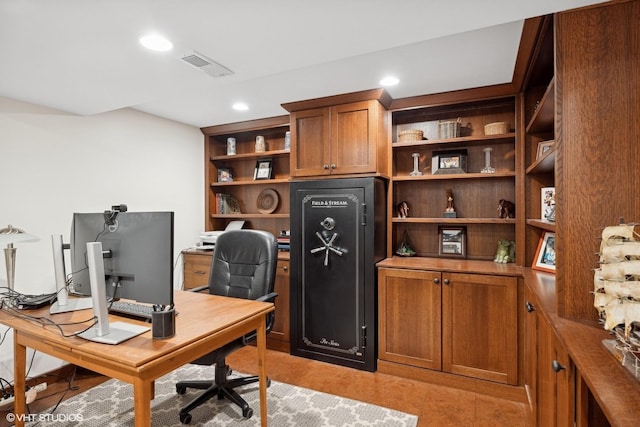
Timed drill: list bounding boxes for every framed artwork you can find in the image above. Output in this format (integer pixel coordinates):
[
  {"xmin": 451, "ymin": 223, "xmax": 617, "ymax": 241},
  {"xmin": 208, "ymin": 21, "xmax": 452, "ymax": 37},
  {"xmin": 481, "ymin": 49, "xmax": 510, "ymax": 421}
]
[
  {"xmin": 253, "ymin": 158, "xmax": 273, "ymax": 180},
  {"xmin": 533, "ymin": 231, "xmax": 556, "ymax": 273},
  {"xmin": 536, "ymin": 140, "xmax": 554, "ymax": 159},
  {"xmin": 432, "ymin": 149, "xmax": 468, "ymax": 175},
  {"xmin": 217, "ymin": 167, "xmax": 233, "ymax": 182},
  {"xmin": 541, "ymin": 187, "xmax": 555, "ymax": 222},
  {"xmin": 438, "ymin": 226, "xmax": 466, "ymax": 257}
]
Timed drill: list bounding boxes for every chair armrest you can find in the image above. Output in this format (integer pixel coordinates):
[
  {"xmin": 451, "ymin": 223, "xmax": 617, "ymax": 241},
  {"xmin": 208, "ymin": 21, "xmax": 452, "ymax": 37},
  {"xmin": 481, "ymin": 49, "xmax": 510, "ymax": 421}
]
[
  {"xmin": 256, "ymin": 292, "xmax": 278, "ymax": 303},
  {"xmin": 188, "ymin": 285, "xmax": 209, "ymax": 293}
]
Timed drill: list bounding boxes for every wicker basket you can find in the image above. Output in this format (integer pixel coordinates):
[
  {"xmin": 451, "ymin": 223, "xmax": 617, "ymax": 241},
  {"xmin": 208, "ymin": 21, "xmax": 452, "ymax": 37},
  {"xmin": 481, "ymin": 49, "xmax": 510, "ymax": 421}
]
[
  {"xmin": 438, "ymin": 119, "xmax": 461, "ymax": 139},
  {"xmin": 398, "ymin": 129, "xmax": 424, "ymax": 142},
  {"xmin": 484, "ymin": 121, "xmax": 510, "ymax": 135}
]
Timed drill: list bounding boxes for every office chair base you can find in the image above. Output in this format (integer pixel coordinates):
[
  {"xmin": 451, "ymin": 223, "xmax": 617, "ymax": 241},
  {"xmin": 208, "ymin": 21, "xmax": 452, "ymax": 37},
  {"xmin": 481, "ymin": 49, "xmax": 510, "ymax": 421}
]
[{"xmin": 176, "ymin": 375, "xmax": 271, "ymax": 424}]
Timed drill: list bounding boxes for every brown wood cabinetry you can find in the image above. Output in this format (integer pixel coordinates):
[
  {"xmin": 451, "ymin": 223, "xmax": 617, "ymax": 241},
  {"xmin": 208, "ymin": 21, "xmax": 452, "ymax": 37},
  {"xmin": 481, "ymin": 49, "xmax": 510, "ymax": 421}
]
[
  {"xmin": 524, "ymin": 284, "xmax": 573, "ymax": 426},
  {"xmin": 182, "ymin": 250, "xmax": 213, "ymax": 290},
  {"xmin": 282, "ymin": 89, "xmax": 391, "ymax": 178},
  {"xmin": 182, "ymin": 250, "xmax": 291, "ymax": 351},
  {"xmin": 201, "ymin": 116, "xmax": 290, "ymax": 237},
  {"xmin": 378, "ymin": 264, "xmax": 518, "ymax": 385},
  {"xmin": 389, "ymin": 97, "xmax": 519, "ymax": 261}
]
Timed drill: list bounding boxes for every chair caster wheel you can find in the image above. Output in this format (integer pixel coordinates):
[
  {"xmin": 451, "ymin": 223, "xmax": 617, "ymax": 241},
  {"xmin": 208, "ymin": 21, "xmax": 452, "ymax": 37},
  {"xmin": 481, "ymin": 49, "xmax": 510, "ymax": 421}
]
[
  {"xmin": 176, "ymin": 385, "xmax": 186, "ymax": 394},
  {"xmin": 242, "ymin": 407, "xmax": 253, "ymax": 419},
  {"xmin": 179, "ymin": 412, "xmax": 192, "ymax": 424}
]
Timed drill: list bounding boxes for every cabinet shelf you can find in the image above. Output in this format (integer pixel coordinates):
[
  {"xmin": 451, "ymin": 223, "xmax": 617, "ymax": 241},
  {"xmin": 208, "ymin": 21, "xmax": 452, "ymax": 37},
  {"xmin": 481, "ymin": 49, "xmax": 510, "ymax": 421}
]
[
  {"xmin": 210, "ymin": 213, "xmax": 289, "ymax": 219},
  {"xmin": 210, "ymin": 178, "xmax": 289, "ymax": 187},
  {"xmin": 526, "ymin": 219, "xmax": 556, "ymax": 232},
  {"xmin": 526, "ymin": 78, "xmax": 555, "ymax": 135},
  {"xmin": 394, "ymin": 172, "xmax": 515, "ymax": 181},
  {"xmin": 393, "ymin": 217, "xmax": 516, "ymax": 225},
  {"xmin": 393, "ymin": 133, "xmax": 515, "ymax": 148},
  {"xmin": 526, "ymin": 148, "xmax": 555, "ymax": 175},
  {"xmin": 210, "ymin": 149, "xmax": 290, "ymax": 162}
]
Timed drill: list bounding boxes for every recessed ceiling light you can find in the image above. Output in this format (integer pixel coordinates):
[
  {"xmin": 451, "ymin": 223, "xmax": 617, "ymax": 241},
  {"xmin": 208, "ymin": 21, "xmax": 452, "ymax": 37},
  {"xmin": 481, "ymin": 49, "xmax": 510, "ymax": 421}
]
[
  {"xmin": 380, "ymin": 76, "xmax": 399, "ymax": 87},
  {"xmin": 232, "ymin": 102, "xmax": 249, "ymax": 111},
  {"xmin": 139, "ymin": 34, "xmax": 173, "ymax": 52}
]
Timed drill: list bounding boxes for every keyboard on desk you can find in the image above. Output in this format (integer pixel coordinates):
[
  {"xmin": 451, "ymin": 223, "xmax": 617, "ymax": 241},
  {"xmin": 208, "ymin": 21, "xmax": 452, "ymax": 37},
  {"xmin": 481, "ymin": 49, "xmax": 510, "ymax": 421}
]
[{"xmin": 109, "ymin": 301, "xmax": 154, "ymax": 321}]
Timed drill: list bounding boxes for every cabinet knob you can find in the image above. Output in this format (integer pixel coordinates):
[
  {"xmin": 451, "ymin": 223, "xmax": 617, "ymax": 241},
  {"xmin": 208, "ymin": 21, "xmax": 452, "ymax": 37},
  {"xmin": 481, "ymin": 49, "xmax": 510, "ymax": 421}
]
[
  {"xmin": 282, "ymin": 265, "xmax": 288, "ymax": 272},
  {"xmin": 525, "ymin": 301, "xmax": 536, "ymax": 313},
  {"xmin": 433, "ymin": 278, "xmax": 440, "ymax": 284},
  {"xmin": 323, "ymin": 164, "xmax": 329, "ymax": 170},
  {"xmin": 443, "ymin": 278, "xmax": 450, "ymax": 285},
  {"xmin": 194, "ymin": 270, "xmax": 207, "ymax": 275},
  {"xmin": 552, "ymin": 360, "xmax": 565, "ymax": 373},
  {"xmin": 330, "ymin": 164, "xmax": 336, "ymax": 169}
]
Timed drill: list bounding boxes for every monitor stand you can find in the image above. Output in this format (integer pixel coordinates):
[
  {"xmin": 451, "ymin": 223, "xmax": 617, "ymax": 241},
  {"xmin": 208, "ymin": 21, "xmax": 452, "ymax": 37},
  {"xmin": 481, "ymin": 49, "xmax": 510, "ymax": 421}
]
[
  {"xmin": 77, "ymin": 242, "xmax": 149, "ymax": 345},
  {"xmin": 49, "ymin": 234, "xmax": 93, "ymax": 314}
]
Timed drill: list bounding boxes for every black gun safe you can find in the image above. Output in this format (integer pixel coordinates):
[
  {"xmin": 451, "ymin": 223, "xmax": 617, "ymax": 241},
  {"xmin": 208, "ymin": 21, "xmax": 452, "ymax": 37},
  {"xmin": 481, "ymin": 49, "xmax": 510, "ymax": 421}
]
[{"xmin": 289, "ymin": 177, "xmax": 387, "ymax": 371}]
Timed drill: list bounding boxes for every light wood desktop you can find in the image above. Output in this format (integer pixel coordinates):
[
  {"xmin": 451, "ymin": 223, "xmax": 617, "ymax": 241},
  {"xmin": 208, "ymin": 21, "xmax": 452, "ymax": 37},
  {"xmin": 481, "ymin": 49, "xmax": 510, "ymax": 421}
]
[{"xmin": 0, "ymin": 290, "xmax": 274, "ymax": 427}]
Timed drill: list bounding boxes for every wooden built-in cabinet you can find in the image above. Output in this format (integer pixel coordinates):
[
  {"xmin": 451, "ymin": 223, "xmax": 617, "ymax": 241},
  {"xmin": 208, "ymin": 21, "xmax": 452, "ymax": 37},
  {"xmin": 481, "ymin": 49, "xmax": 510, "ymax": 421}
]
[
  {"xmin": 282, "ymin": 89, "xmax": 391, "ymax": 178},
  {"xmin": 389, "ymin": 97, "xmax": 519, "ymax": 261},
  {"xmin": 378, "ymin": 258, "xmax": 520, "ymax": 395},
  {"xmin": 201, "ymin": 116, "xmax": 291, "ymax": 237},
  {"xmin": 182, "ymin": 250, "xmax": 291, "ymax": 351}
]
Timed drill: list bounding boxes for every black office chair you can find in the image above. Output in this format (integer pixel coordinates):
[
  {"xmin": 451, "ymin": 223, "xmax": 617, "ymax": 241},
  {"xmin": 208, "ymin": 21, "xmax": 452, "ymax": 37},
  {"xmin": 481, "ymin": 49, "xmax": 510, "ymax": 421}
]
[{"xmin": 176, "ymin": 229, "xmax": 278, "ymax": 424}]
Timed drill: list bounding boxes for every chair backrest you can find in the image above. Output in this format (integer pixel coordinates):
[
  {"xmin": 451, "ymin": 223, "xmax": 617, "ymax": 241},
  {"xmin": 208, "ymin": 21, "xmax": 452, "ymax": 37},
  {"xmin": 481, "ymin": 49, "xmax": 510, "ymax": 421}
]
[{"xmin": 207, "ymin": 229, "xmax": 278, "ymax": 300}]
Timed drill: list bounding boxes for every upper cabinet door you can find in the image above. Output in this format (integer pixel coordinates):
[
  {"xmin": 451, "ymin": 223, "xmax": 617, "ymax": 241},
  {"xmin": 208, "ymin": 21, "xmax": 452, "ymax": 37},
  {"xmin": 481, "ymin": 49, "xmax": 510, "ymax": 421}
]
[
  {"xmin": 331, "ymin": 100, "xmax": 378, "ymax": 175},
  {"xmin": 290, "ymin": 107, "xmax": 331, "ymax": 177}
]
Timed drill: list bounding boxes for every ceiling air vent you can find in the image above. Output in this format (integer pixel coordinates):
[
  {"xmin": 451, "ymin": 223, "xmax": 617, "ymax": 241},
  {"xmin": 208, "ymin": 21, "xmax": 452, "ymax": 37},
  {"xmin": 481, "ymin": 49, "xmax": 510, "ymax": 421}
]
[{"xmin": 179, "ymin": 51, "xmax": 234, "ymax": 78}]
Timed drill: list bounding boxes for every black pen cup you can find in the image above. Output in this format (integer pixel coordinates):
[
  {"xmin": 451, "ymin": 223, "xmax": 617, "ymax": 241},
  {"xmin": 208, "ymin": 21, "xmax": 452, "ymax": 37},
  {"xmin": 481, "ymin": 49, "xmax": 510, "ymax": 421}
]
[{"xmin": 152, "ymin": 308, "xmax": 175, "ymax": 339}]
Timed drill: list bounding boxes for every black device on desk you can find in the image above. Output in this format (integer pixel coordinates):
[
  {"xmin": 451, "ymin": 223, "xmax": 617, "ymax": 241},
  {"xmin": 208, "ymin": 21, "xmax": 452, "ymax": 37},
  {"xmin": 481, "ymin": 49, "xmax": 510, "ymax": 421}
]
[{"xmin": 69, "ymin": 206, "xmax": 175, "ymax": 322}]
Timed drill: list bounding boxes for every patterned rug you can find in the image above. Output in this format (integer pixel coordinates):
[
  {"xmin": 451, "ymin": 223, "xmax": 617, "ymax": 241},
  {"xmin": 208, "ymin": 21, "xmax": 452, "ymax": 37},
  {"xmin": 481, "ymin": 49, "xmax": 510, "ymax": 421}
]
[{"xmin": 34, "ymin": 364, "xmax": 418, "ymax": 426}]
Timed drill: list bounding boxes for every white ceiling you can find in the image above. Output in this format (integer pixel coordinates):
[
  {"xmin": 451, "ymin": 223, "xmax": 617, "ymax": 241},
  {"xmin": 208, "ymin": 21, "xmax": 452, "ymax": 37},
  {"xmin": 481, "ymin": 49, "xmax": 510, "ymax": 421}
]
[{"xmin": 0, "ymin": 0, "xmax": 605, "ymax": 128}]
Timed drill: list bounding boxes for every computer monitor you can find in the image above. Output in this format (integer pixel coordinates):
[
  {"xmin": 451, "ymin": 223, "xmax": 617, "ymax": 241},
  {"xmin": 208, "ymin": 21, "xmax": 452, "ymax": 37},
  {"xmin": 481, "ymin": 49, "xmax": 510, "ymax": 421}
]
[{"xmin": 70, "ymin": 210, "xmax": 174, "ymax": 307}]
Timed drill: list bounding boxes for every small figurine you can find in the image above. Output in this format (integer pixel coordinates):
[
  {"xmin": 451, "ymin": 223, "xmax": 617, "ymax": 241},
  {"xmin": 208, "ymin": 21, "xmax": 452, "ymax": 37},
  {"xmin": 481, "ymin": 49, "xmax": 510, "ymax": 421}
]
[
  {"xmin": 494, "ymin": 240, "xmax": 515, "ymax": 263},
  {"xmin": 444, "ymin": 189, "xmax": 456, "ymax": 218},
  {"xmin": 397, "ymin": 201, "xmax": 410, "ymax": 218},
  {"xmin": 497, "ymin": 199, "xmax": 515, "ymax": 218}
]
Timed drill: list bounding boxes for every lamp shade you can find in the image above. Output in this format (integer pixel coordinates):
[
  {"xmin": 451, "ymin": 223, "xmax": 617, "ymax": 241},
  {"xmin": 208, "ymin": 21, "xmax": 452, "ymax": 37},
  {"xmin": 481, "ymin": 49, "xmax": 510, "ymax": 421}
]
[{"xmin": 0, "ymin": 225, "xmax": 39, "ymax": 245}]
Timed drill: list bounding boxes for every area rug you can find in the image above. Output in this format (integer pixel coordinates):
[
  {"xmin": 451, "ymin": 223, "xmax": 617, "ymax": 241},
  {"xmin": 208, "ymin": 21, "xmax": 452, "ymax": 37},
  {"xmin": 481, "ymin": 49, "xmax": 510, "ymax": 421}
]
[{"xmin": 34, "ymin": 364, "xmax": 418, "ymax": 426}]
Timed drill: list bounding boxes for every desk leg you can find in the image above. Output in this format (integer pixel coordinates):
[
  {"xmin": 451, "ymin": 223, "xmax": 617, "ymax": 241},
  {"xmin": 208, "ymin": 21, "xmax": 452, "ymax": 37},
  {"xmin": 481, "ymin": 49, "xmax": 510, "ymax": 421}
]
[
  {"xmin": 257, "ymin": 315, "xmax": 268, "ymax": 427},
  {"xmin": 13, "ymin": 332, "xmax": 26, "ymax": 427},
  {"xmin": 133, "ymin": 378, "xmax": 153, "ymax": 427}
]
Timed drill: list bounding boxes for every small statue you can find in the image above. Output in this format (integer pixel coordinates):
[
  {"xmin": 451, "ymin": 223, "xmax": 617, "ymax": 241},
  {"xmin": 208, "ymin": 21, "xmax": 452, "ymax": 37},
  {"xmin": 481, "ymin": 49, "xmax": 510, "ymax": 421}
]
[
  {"xmin": 494, "ymin": 240, "xmax": 515, "ymax": 263},
  {"xmin": 444, "ymin": 189, "xmax": 456, "ymax": 218},
  {"xmin": 445, "ymin": 189, "xmax": 455, "ymax": 212},
  {"xmin": 397, "ymin": 201, "xmax": 410, "ymax": 218},
  {"xmin": 497, "ymin": 199, "xmax": 515, "ymax": 218}
]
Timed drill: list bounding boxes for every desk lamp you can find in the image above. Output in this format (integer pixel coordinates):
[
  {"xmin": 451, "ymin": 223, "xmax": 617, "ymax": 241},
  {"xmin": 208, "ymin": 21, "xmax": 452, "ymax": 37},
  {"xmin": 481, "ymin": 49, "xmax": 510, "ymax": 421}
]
[{"xmin": 0, "ymin": 225, "xmax": 39, "ymax": 291}]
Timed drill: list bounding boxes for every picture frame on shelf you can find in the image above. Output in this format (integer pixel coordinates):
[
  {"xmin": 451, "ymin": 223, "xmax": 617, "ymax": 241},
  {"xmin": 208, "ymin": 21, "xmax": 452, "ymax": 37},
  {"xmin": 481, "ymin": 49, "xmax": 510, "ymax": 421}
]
[
  {"xmin": 217, "ymin": 167, "xmax": 233, "ymax": 182},
  {"xmin": 432, "ymin": 149, "xmax": 468, "ymax": 175},
  {"xmin": 253, "ymin": 158, "xmax": 273, "ymax": 180},
  {"xmin": 541, "ymin": 187, "xmax": 556, "ymax": 222},
  {"xmin": 536, "ymin": 140, "xmax": 554, "ymax": 159},
  {"xmin": 533, "ymin": 231, "xmax": 556, "ymax": 273},
  {"xmin": 438, "ymin": 226, "xmax": 466, "ymax": 258}
]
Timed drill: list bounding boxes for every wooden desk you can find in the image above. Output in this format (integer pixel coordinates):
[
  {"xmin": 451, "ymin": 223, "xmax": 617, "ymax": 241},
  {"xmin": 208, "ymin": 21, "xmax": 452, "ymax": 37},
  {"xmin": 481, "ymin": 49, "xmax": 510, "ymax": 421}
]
[{"xmin": 0, "ymin": 290, "xmax": 274, "ymax": 427}]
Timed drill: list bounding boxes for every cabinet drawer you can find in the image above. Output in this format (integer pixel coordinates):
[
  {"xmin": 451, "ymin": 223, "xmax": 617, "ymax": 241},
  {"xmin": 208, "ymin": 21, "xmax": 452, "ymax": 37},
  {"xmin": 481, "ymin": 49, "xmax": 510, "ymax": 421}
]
[{"xmin": 183, "ymin": 252, "xmax": 212, "ymax": 289}]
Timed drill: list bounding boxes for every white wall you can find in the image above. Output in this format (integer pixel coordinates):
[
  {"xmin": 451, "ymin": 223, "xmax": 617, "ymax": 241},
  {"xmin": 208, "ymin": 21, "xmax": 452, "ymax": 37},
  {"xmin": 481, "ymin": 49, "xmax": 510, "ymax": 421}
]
[{"xmin": 0, "ymin": 96, "xmax": 204, "ymax": 382}]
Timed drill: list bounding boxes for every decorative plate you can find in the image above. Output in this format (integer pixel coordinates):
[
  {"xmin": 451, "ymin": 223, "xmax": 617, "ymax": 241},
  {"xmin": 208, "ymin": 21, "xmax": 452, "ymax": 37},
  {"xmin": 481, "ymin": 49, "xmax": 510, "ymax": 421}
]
[{"xmin": 257, "ymin": 189, "xmax": 279, "ymax": 214}]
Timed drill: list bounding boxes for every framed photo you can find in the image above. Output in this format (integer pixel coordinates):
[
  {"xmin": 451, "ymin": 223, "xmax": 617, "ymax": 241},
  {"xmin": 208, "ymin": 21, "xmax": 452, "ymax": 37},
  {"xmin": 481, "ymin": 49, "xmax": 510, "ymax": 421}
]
[
  {"xmin": 533, "ymin": 231, "xmax": 556, "ymax": 273},
  {"xmin": 217, "ymin": 167, "xmax": 233, "ymax": 182},
  {"xmin": 536, "ymin": 140, "xmax": 554, "ymax": 159},
  {"xmin": 253, "ymin": 158, "xmax": 273, "ymax": 180},
  {"xmin": 438, "ymin": 226, "xmax": 466, "ymax": 257},
  {"xmin": 432, "ymin": 149, "xmax": 468, "ymax": 174},
  {"xmin": 541, "ymin": 187, "xmax": 555, "ymax": 222}
]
